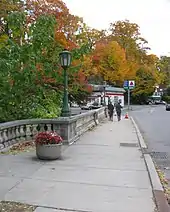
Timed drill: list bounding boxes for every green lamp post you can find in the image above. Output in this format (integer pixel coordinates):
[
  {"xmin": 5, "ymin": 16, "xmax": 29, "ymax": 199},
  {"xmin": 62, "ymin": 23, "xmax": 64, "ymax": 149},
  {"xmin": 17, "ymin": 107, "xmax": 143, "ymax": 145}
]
[
  {"xmin": 103, "ymin": 81, "xmax": 107, "ymax": 106},
  {"xmin": 59, "ymin": 50, "xmax": 71, "ymax": 117}
]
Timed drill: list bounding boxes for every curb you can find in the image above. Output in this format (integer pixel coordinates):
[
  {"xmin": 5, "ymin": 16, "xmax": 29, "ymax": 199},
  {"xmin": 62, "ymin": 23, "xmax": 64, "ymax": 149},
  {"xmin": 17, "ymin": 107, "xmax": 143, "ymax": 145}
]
[{"xmin": 130, "ymin": 117, "xmax": 170, "ymax": 212}]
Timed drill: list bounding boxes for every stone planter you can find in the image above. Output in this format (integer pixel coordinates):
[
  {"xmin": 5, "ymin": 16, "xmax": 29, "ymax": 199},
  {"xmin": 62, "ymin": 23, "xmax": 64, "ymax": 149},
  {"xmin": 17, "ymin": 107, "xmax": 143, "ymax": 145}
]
[{"xmin": 36, "ymin": 143, "xmax": 62, "ymax": 160}]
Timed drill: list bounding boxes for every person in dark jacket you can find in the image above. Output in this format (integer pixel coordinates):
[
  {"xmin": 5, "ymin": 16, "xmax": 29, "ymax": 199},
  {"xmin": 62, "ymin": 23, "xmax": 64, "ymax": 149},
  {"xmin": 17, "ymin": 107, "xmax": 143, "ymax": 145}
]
[
  {"xmin": 115, "ymin": 100, "xmax": 123, "ymax": 121},
  {"xmin": 108, "ymin": 102, "xmax": 114, "ymax": 121}
]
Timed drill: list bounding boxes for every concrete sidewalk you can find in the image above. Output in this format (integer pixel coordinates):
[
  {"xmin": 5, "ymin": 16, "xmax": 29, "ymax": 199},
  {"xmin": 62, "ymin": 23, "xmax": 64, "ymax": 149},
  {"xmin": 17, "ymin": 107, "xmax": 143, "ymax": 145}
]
[{"xmin": 0, "ymin": 118, "xmax": 156, "ymax": 212}]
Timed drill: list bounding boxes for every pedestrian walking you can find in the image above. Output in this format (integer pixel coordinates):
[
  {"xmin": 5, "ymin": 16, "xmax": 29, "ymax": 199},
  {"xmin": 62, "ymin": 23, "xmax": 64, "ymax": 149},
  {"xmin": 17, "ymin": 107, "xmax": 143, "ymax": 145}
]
[
  {"xmin": 115, "ymin": 100, "xmax": 123, "ymax": 121},
  {"xmin": 108, "ymin": 102, "xmax": 114, "ymax": 121}
]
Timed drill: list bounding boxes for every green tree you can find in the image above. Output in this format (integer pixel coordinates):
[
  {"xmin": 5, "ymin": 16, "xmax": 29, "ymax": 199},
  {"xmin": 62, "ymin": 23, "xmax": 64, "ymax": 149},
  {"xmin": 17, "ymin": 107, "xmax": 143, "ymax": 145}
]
[{"xmin": 0, "ymin": 14, "xmax": 63, "ymax": 121}]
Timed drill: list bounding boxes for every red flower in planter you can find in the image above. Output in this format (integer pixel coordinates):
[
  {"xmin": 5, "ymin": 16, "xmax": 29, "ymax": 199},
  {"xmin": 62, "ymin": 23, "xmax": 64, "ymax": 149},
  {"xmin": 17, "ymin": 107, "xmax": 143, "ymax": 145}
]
[{"xmin": 35, "ymin": 131, "xmax": 63, "ymax": 145}]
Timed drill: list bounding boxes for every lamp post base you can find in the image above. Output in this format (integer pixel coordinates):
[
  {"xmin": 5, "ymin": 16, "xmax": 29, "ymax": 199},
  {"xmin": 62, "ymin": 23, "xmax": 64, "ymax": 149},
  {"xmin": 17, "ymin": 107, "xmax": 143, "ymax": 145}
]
[{"xmin": 61, "ymin": 110, "xmax": 71, "ymax": 117}]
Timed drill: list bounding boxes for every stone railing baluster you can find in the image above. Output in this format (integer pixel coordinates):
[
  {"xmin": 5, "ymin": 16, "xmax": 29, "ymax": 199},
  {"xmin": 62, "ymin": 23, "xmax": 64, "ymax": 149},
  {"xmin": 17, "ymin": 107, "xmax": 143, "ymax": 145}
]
[
  {"xmin": 2, "ymin": 129, "xmax": 8, "ymax": 148},
  {"xmin": 32, "ymin": 124, "xmax": 38, "ymax": 139},
  {"xmin": 0, "ymin": 130, "xmax": 3, "ymax": 150},
  {"xmin": 6, "ymin": 128, "xmax": 12, "ymax": 147},
  {"xmin": 39, "ymin": 124, "xmax": 45, "ymax": 132},
  {"xmin": 46, "ymin": 124, "xmax": 51, "ymax": 131},
  {"xmin": 15, "ymin": 126, "xmax": 20, "ymax": 141},
  {"xmin": 20, "ymin": 125, "xmax": 25, "ymax": 141},
  {"xmin": 25, "ymin": 125, "xmax": 32, "ymax": 141},
  {"xmin": 29, "ymin": 125, "xmax": 34, "ymax": 139},
  {"xmin": 23, "ymin": 125, "xmax": 27, "ymax": 140},
  {"xmin": 7, "ymin": 128, "xmax": 12, "ymax": 143},
  {"xmin": 11, "ymin": 127, "xmax": 17, "ymax": 145}
]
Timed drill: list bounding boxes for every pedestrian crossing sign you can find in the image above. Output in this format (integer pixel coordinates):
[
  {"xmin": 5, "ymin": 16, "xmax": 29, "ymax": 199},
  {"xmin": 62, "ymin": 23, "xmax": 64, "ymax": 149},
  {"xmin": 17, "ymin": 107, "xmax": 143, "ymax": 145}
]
[{"xmin": 128, "ymin": 80, "xmax": 135, "ymax": 89}]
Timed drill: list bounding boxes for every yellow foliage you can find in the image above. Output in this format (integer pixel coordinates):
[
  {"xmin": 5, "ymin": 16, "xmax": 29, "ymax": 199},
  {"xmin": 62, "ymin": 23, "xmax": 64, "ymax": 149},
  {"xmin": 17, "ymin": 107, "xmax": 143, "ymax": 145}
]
[
  {"xmin": 81, "ymin": 55, "xmax": 98, "ymax": 76},
  {"xmin": 54, "ymin": 31, "xmax": 67, "ymax": 47},
  {"xmin": 125, "ymin": 61, "xmax": 139, "ymax": 80},
  {"xmin": 92, "ymin": 40, "xmax": 131, "ymax": 85}
]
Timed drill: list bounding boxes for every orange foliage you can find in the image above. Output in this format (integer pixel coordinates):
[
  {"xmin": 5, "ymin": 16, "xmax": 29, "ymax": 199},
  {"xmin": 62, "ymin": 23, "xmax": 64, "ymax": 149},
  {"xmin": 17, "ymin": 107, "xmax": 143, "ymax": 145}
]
[
  {"xmin": 54, "ymin": 32, "xmax": 67, "ymax": 47},
  {"xmin": 36, "ymin": 63, "xmax": 43, "ymax": 72},
  {"xmin": 26, "ymin": 0, "xmax": 80, "ymax": 50},
  {"xmin": 91, "ymin": 40, "xmax": 130, "ymax": 85}
]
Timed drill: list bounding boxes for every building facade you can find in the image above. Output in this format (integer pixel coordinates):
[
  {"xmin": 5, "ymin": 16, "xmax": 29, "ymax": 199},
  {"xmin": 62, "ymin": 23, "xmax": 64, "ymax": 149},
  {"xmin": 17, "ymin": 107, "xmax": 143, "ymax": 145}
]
[{"xmin": 89, "ymin": 85, "xmax": 126, "ymax": 106}]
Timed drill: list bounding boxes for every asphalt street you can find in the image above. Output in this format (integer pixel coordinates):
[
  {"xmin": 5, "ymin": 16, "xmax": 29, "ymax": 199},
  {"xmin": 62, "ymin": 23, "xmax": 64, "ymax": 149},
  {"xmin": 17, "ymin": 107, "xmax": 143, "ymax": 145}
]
[
  {"xmin": 130, "ymin": 105, "xmax": 170, "ymax": 183},
  {"xmin": 71, "ymin": 107, "xmax": 87, "ymax": 115}
]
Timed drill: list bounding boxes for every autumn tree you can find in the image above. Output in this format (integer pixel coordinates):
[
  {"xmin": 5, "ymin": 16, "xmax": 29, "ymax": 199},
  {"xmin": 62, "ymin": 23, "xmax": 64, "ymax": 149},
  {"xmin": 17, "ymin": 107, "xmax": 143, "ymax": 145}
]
[
  {"xmin": 90, "ymin": 40, "xmax": 128, "ymax": 85},
  {"xmin": 106, "ymin": 20, "xmax": 165, "ymax": 102},
  {"xmin": 133, "ymin": 66, "xmax": 160, "ymax": 99},
  {"xmin": 131, "ymin": 53, "xmax": 164, "ymax": 102},
  {"xmin": 0, "ymin": 0, "xmax": 96, "ymax": 121},
  {"xmin": 109, "ymin": 20, "xmax": 150, "ymax": 62},
  {"xmin": 0, "ymin": 14, "xmax": 64, "ymax": 121}
]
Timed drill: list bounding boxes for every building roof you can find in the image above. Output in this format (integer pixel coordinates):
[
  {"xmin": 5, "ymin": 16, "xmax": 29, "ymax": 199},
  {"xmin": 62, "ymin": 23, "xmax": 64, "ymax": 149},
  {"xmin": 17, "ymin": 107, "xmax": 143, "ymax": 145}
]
[
  {"xmin": 105, "ymin": 86, "xmax": 126, "ymax": 93},
  {"xmin": 90, "ymin": 84, "xmax": 125, "ymax": 93}
]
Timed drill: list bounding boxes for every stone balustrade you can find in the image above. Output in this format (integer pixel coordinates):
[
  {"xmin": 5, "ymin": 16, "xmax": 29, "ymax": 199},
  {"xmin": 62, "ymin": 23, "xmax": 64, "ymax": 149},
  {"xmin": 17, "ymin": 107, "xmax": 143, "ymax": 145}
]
[{"xmin": 0, "ymin": 107, "xmax": 106, "ymax": 151}]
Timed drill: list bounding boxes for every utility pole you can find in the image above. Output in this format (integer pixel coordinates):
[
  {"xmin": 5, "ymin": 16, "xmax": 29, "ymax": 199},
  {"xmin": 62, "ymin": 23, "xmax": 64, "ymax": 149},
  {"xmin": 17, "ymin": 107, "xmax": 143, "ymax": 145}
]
[
  {"xmin": 128, "ymin": 88, "xmax": 130, "ymax": 111},
  {"xmin": 103, "ymin": 81, "xmax": 107, "ymax": 106}
]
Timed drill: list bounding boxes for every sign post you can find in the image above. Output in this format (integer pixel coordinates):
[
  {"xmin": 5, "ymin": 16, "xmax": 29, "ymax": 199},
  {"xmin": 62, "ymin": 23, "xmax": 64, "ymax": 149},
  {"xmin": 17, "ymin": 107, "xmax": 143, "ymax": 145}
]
[
  {"xmin": 123, "ymin": 80, "xmax": 135, "ymax": 110},
  {"xmin": 127, "ymin": 88, "xmax": 130, "ymax": 110}
]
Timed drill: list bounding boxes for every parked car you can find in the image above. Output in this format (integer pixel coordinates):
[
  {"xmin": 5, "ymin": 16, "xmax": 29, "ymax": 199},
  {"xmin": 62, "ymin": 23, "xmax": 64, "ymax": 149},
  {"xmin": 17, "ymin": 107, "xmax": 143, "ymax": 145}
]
[
  {"xmin": 91, "ymin": 104, "xmax": 102, "ymax": 109},
  {"xmin": 166, "ymin": 104, "xmax": 170, "ymax": 111},
  {"xmin": 155, "ymin": 100, "xmax": 166, "ymax": 105},
  {"xmin": 81, "ymin": 102, "xmax": 102, "ymax": 110},
  {"xmin": 162, "ymin": 101, "xmax": 166, "ymax": 105},
  {"xmin": 71, "ymin": 102, "xmax": 79, "ymax": 107},
  {"xmin": 80, "ymin": 103, "xmax": 93, "ymax": 110}
]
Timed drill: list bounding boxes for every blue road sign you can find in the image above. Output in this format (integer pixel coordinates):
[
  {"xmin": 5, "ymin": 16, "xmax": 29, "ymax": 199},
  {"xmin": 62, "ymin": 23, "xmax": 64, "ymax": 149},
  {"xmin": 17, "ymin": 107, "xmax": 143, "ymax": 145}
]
[{"xmin": 123, "ymin": 80, "xmax": 128, "ymax": 88}]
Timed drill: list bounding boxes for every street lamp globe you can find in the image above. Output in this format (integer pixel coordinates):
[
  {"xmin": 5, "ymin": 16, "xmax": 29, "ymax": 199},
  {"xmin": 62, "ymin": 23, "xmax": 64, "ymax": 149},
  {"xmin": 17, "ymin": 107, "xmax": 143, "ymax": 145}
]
[{"xmin": 59, "ymin": 50, "xmax": 71, "ymax": 69}]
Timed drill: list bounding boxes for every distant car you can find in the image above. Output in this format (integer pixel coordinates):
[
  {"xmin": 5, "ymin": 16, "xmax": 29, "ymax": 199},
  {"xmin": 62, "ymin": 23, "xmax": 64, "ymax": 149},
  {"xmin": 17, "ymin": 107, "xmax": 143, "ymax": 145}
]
[
  {"xmin": 80, "ymin": 102, "xmax": 102, "ymax": 110},
  {"xmin": 166, "ymin": 104, "xmax": 170, "ymax": 111},
  {"xmin": 81, "ymin": 103, "xmax": 93, "ymax": 110},
  {"xmin": 71, "ymin": 103, "xmax": 79, "ymax": 107},
  {"xmin": 155, "ymin": 100, "xmax": 166, "ymax": 105},
  {"xmin": 146, "ymin": 100, "xmax": 153, "ymax": 105},
  {"xmin": 161, "ymin": 101, "xmax": 166, "ymax": 105},
  {"xmin": 91, "ymin": 104, "xmax": 102, "ymax": 109}
]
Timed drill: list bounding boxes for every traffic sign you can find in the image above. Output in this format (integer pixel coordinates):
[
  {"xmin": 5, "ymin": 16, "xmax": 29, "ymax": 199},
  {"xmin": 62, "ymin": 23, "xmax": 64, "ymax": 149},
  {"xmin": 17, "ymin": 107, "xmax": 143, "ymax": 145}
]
[
  {"xmin": 128, "ymin": 80, "xmax": 135, "ymax": 88},
  {"xmin": 123, "ymin": 80, "xmax": 129, "ymax": 89},
  {"xmin": 123, "ymin": 80, "xmax": 135, "ymax": 111},
  {"xmin": 123, "ymin": 80, "xmax": 128, "ymax": 87}
]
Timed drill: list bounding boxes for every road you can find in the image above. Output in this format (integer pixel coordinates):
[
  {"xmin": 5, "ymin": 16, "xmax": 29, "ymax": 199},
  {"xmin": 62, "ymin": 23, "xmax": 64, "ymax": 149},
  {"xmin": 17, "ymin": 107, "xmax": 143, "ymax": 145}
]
[
  {"xmin": 71, "ymin": 107, "xmax": 88, "ymax": 115},
  {"xmin": 130, "ymin": 105, "xmax": 170, "ymax": 183}
]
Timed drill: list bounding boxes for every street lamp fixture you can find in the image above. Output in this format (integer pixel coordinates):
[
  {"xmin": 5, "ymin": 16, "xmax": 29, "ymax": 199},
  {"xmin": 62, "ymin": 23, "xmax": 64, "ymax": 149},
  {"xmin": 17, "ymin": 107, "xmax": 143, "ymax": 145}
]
[
  {"xmin": 59, "ymin": 50, "xmax": 72, "ymax": 117},
  {"xmin": 59, "ymin": 50, "xmax": 71, "ymax": 69}
]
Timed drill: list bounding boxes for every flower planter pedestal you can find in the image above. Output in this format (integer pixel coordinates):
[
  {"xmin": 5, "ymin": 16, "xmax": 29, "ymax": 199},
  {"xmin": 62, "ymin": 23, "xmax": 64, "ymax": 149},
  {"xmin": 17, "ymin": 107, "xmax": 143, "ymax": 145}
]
[{"xmin": 36, "ymin": 143, "xmax": 62, "ymax": 160}]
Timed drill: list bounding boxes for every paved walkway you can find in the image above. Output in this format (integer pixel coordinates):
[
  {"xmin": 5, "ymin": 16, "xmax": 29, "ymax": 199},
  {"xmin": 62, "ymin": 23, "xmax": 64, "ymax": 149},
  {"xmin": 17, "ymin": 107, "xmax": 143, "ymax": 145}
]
[{"xmin": 0, "ymin": 117, "xmax": 156, "ymax": 212}]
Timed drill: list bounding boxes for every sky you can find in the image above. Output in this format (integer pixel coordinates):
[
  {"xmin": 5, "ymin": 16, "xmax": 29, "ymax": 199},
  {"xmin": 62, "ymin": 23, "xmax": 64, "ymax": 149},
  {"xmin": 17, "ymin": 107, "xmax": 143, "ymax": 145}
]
[{"xmin": 63, "ymin": 0, "xmax": 170, "ymax": 57}]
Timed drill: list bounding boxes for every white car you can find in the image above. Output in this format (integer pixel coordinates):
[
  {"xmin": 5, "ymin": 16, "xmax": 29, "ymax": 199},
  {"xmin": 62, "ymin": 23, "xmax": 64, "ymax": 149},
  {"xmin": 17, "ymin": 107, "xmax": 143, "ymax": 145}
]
[
  {"xmin": 71, "ymin": 103, "xmax": 79, "ymax": 107},
  {"xmin": 81, "ymin": 103, "xmax": 93, "ymax": 110}
]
